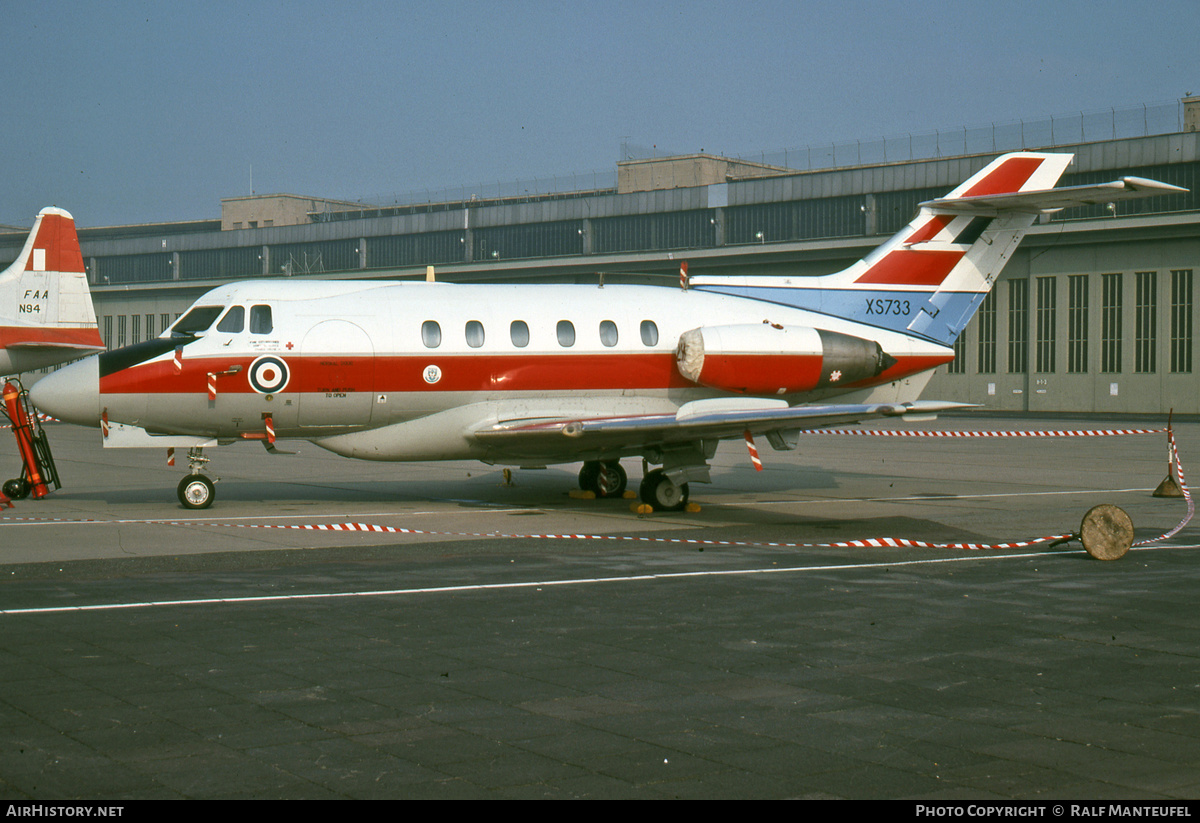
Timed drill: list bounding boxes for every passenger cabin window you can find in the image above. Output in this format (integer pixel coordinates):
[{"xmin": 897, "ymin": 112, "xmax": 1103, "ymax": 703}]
[
  {"xmin": 510, "ymin": 320, "xmax": 529, "ymax": 348},
  {"xmin": 250, "ymin": 305, "xmax": 273, "ymax": 334},
  {"xmin": 172, "ymin": 306, "xmax": 223, "ymax": 336},
  {"xmin": 599, "ymin": 320, "xmax": 618, "ymax": 347},
  {"xmin": 422, "ymin": 320, "xmax": 442, "ymax": 348},
  {"xmin": 465, "ymin": 320, "xmax": 485, "ymax": 348},
  {"xmin": 640, "ymin": 320, "xmax": 659, "ymax": 346},
  {"xmin": 216, "ymin": 306, "xmax": 244, "ymax": 333},
  {"xmin": 556, "ymin": 320, "xmax": 575, "ymax": 347}
]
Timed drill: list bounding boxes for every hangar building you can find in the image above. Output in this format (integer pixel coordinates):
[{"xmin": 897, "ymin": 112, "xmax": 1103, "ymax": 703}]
[{"xmin": 4, "ymin": 99, "xmax": 1200, "ymax": 415}]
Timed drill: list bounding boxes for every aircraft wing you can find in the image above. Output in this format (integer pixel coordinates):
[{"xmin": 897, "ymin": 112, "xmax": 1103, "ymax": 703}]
[
  {"xmin": 472, "ymin": 398, "xmax": 973, "ymax": 457},
  {"xmin": 920, "ymin": 177, "xmax": 1188, "ymax": 214}
]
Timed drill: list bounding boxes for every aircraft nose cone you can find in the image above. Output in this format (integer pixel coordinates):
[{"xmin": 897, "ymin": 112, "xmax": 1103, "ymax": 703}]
[{"xmin": 30, "ymin": 356, "xmax": 100, "ymax": 427}]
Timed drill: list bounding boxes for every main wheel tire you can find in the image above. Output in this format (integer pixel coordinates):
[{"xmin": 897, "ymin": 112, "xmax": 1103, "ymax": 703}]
[
  {"xmin": 178, "ymin": 474, "xmax": 215, "ymax": 510},
  {"xmin": 594, "ymin": 461, "xmax": 627, "ymax": 498},
  {"xmin": 579, "ymin": 460, "xmax": 627, "ymax": 498},
  {"xmin": 639, "ymin": 469, "xmax": 689, "ymax": 512},
  {"xmin": 3, "ymin": 478, "xmax": 29, "ymax": 500}
]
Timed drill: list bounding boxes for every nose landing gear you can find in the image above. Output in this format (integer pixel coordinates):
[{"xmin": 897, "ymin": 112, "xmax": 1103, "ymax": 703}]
[{"xmin": 177, "ymin": 447, "xmax": 216, "ymax": 509}]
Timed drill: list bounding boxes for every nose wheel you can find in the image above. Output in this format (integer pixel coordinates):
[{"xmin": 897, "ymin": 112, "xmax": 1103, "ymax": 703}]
[
  {"xmin": 178, "ymin": 474, "xmax": 215, "ymax": 509},
  {"xmin": 177, "ymin": 447, "xmax": 215, "ymax": 509}
]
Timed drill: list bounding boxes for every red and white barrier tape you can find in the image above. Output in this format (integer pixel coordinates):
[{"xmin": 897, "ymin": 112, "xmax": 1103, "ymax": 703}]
[
  {"xmin": 0, "ymin": 427, "xmax": 1191, "ymax": 553},
  {"xmin": 140, "ymin": 519, "xmax": 1076, "ymax": 552}
]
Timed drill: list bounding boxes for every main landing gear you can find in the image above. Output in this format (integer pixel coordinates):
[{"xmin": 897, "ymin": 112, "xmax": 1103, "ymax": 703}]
[
  {"xmin": 578, "ymin": 460, "xmax": 627, "ymax": 498},
  {"xmin": 177, "ymin": 447, "xmax": 216, "ymax": 509},
  {"xmin": 577, "ymin": 459, "xmax": 691, "ymax": 512},
  {"xmin": 638, "ymin": 469, "xmax": 689, "ymax": 512}
]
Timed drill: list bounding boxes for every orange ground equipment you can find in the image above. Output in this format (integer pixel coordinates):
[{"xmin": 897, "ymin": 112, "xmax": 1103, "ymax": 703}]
[{"xmin": 3, "ymin": 380, "xmax": 60, "ymax": 500}]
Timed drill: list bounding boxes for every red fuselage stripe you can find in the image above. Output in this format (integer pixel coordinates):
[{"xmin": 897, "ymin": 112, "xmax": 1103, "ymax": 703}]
[{"xmin": 99, "ymin": 351, "xmax": 952, "ymax": 396}]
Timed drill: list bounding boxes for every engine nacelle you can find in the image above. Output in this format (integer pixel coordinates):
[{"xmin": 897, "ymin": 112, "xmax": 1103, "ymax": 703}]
[{"xmin": 675, "ymin": 324, "xmax": 896, "ymax": 395}]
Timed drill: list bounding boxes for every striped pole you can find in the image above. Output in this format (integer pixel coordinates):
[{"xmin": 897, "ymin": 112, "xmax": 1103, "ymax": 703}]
[{"xmin": 744, "ymin": 429, "xmax": 763, "ymax": 471}]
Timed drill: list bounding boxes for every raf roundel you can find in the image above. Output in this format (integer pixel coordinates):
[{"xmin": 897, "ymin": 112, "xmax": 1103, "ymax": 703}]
[{"xmin": 248, "ymin": 355, "xmax": 290, "ymax": 394}]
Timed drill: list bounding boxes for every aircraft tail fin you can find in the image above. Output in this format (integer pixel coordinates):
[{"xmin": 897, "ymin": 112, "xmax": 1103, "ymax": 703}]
[
  {"xmin": 691, "ymin": 152, "xmax": 1184, "ymax": 346},
  {"xmin": 0, "ymin": 208, "xmax": 103, "ymax": 372}
]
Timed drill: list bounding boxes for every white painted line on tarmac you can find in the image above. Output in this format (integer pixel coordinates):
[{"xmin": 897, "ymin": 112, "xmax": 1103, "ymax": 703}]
[{"xmin": 0, "ymin": 549, "xmax": 1068, "ymax": 615}]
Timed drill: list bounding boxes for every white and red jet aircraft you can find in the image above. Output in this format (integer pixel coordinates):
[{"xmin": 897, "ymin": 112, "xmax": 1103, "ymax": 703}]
[{"xmin": 30, "ymin": 153, "xmax": 1184, "ymax": 510}]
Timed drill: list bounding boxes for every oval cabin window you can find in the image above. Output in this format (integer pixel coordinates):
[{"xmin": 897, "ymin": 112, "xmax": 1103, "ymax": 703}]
[
  {"xmin": 510, "ymin": 320, "xmax": 530, "ymax": 348},
  {"xmin": 465, "ymin": 320, "xmax": 485, "ymax": 348},
  {"xmin": 422, "ymin": 320, "xmax": 442, "ymax": 348},
  {"xmin": 640, "ymin": 320, "xmax": 659, "ymax": 346},
  {"xmin": 599, "ymin": 320, "xmax": 618, "ymax": 347},
  {"xmin": 556, "ymin": 320, "xmax": 576, "ymax": 347}
]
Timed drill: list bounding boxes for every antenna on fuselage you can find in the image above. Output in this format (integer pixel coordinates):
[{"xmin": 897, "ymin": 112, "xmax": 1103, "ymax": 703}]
[{"xmin": 426, "ymin": 265, "xmax": 435, "ymax": 282}]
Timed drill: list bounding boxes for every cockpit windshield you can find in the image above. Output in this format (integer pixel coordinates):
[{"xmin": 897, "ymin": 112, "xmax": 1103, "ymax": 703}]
[{"xmin": 171, "ymin": 306, "xmax": 223, "ymax": 336}]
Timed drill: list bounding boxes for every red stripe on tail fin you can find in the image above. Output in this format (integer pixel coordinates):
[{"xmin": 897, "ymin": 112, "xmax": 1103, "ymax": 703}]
[
  {"xmin": 904, "ymin": 214, "xmax": 955, "ymax": 245},
  {"xmin": 962, "ymin": 156, "xmax": 1044, "ymax": 197},
  {"xmin": 25, "ymin": 212, "xmax": 84, "ymax": 274},
  {"xmin": 855, "ymin": 249, "xmax": 964, "ymax": 286}
]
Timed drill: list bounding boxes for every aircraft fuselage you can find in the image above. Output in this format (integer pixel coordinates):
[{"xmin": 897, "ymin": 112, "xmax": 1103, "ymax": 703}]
[{"xmin": 42, "ymin": 279, "xmax": 952, "ymax": 463}]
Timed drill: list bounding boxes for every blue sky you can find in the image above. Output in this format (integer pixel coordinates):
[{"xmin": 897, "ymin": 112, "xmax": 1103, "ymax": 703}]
[{"xmin": 3, "ymin": 0, "xmax": 1196, "ymax": 227}]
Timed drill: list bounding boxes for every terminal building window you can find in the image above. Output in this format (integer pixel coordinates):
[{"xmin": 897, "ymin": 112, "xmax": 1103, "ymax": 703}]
[
  {"xmin": 1007, "ymin": 279, "xmax": 1028, "ymax": 374},
  {"xmin": 1135, "ymin": 271, "xmax": 1157, "ymax": 374},
  {"xmin": 1035, "ymin": 276, "xmax": 1056, "ymax": 373},
  {"xmin": 947, "ymin": 332, "xmax": 966, "ymax": 374},
  {"xmin": 976, "ymin": 291, "xmax": 996, "ymax": 374},
  {"xmin": 1067, "ymin": 275, "xmax": 1088, "ymax": 373},
  {"xmin": 1101, "ymin": 273, "xmax": 1123, "ymax": 373},
  {"xmin": 1171, "ymin": 269, "xmax": 1193, "ymax": 373}
]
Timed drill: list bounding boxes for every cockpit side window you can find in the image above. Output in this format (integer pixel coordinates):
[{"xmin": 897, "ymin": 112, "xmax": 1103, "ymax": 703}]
[
  {"xmin": 216, "ymin": 306, "xmax": 245, "ymax": 333},
  {"xmin": 250, "ymin": 305, "xmax": 273, "ymax": 334},
  {"xmin": 172, "ymin": 306, "xmax": 223, "ymax": 336}
]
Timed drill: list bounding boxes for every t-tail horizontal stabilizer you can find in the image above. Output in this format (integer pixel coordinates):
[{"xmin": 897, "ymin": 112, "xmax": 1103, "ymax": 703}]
[{"xmin": 690, "ymin": 153, "xmax": 1186, "ymax": 347}]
